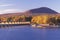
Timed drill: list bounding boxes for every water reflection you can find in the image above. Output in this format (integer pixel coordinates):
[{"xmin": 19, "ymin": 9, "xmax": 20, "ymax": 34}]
[{"xmin": 0, "ymin": 25, "xmax": 60, "ymax": 40}]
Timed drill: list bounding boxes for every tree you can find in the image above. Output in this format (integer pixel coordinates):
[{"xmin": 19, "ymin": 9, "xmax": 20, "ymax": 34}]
[
  {"xmin": 31, "ymin": 16, "xmax": 42, "ymax": 24},
  {"xmin": 1, "ymin": 17, "xmax": 7, "ymax": 23},
  {"xmin": 0, "ymin": 18, "xmax": 2, "ymax": 23},
  {"xmin": 7, "ymin": 17, "xmax": 13, "ymax": 23},
  {"xmin": 25, "ymin": 16, "xmax": 32, "ymax": 22},
  {"xmin": 56, "ymin": 18, "xmax": 60, "ymax": 25},
  {"xmin": 17, "ymin": 17, "xmax": 23, "ymax": 22},
  {"xmin": 48, "ymin": 17, "xmax": 56, "ymax": 25}
]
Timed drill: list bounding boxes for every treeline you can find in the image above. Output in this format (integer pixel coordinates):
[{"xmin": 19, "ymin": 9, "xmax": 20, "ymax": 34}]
[
  {"xmin": 0, "ymin": 16, "xmax": 32, "ymax": 23},
  {"xmin": 48, "ymin": 17, "xmax": 60, "ymax": 25}
]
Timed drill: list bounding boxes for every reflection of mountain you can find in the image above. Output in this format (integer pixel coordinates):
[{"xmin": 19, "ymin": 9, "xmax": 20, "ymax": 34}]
[{"xmin": 29, "ymin": 7, "xmax": 58, "ymax": 14}]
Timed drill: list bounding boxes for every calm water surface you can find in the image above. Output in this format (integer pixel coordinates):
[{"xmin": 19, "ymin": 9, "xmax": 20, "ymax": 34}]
[{"xmin": 0, "ymin": 25, "xmax": 60, "ymax": 40}]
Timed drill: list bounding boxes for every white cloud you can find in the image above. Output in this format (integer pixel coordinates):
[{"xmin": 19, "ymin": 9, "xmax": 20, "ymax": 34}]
[
  {"xmin": 4, "ymin": 9, "xmax": 21, "ymax": 13},
  {"xmin": 0, "ymin": 4, "xmax": 13, "ymax": 7},
  {"xmin": 0, "ymin": 9, "xmax": 21, "ymax": 14}
]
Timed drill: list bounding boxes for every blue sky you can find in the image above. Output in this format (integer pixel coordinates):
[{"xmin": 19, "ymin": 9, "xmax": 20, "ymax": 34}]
[{"xmin": 0, "ymin": 0, "xmax": 60, "ymax": 14}]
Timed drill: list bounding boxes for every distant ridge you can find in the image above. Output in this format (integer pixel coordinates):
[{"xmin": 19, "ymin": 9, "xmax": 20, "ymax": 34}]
[
  {"xmin": 0, "ymin": 7, "xmax": 58, "ymax": 17},
  {"xmin": 29, "ymin": 7, "xmax": 58, "ymax": 14}
]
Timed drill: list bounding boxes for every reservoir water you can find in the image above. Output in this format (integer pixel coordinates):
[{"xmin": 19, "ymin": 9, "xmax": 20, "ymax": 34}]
[{"xmin": 0, "ymin": 25, "xmax": 60, "ymax": 40}]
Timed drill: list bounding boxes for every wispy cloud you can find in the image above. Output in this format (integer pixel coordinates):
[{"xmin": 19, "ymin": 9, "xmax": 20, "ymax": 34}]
[
  {"xmin": 0, "ymin": 4, "xmax": 13, "ymax": 7},
  {"xmin": 4, "ymin": 9, "xmax": 21, "ymax": 13},
  {"xmin": 0, "ymin": 9, "xmax": 21, "ymax": 14}
]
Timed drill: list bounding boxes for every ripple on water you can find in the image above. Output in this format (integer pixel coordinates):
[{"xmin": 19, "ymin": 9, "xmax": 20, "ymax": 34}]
[{"xmin": 0, "ymin": 25, "xmax": 60, "ymax": 40}]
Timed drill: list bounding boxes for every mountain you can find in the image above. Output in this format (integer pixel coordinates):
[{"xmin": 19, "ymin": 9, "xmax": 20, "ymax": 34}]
[
  {"xmin": 0, "ymin": 7, "xmax": 58, "ymax": 17},
  {"xmin": 0, "ymin": 12, "xmax": 31, "ymax": 17},
  {"xmin": 29, "ymin": 7, "xmax": 58, "ymax": 14}
]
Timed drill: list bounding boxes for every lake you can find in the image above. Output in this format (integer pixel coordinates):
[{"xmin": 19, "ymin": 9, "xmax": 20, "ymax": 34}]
[{"xmin": 0, "ymin": 25, "xmax": 60, "ymax": 40}]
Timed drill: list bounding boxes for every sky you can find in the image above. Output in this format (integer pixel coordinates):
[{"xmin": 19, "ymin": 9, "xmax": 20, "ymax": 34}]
[{"xmin": 0, "ymin": 0, "xmax": 60, "ymax": 14}]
